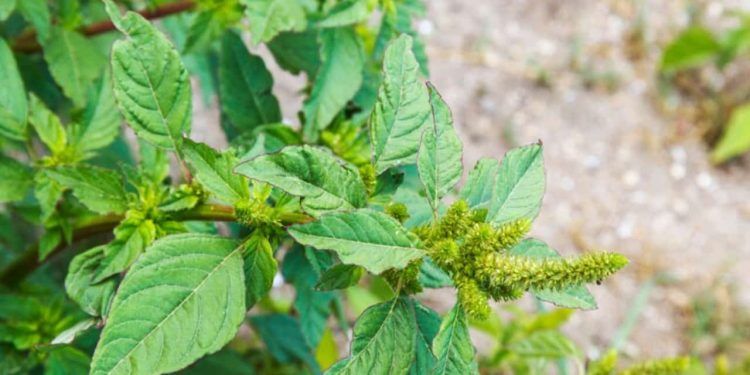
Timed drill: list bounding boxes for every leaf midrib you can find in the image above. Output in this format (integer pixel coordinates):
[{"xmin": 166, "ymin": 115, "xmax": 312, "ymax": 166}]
[{"xmin": 104, "ymin": 245, "xmax": 241, "ymax": 374}]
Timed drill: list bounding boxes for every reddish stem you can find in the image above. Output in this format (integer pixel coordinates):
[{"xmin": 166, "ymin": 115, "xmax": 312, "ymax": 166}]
[{"xmin": 12, "ymin": 0, "xmax": 196, "ymax": 53}]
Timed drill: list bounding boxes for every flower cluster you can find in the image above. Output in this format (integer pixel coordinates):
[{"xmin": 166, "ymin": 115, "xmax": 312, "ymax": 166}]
[
  {"xmin": 619, "ymin": 357, "xmax": 690, "ymax": 375},
  {"xmin": 417, "ymin": 200, "xmax": 627, "ymax": 319}
]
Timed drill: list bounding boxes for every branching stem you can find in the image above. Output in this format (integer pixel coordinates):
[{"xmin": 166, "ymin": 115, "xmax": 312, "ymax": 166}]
[
  {"xmin": 0, "ymin": 203, "xmax": 311, "ymax": 286},
  {"xmin": 12, "ymin": 0, "xmax": 196, "ymax": 53}
]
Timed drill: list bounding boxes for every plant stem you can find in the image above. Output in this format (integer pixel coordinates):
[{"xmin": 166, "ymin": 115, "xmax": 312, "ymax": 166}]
[
  {"xmin": 0, "ymin": 203, "xmax": 312, "ymax": 286},
  {"xmin": 12, "ymin": 0, "xmax": 196, "ymax": 53}
]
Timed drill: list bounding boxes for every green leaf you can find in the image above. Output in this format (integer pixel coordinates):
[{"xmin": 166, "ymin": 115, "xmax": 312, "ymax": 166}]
[
  {"xmin": 182, "ymin": 139, "xmax": 250, "ymax": 204},
  {"xmin": 487, "ymin": 143, "xmax": 545, "ymax": 225},
  {"xmin": 374, "ymin": 4, "xmax": 429, "ymax": 76},
  {"xmin": 219, "ymin": 31, "xmax": 282, "ymax": 134},
  {"xmin": 327, "ymin": 298, "xmax": 416, "ymax": 375},
  {"xmin": 243, "ymin": 0, "xmax": 306, "ymax": 45},
  {"xmin": 318, "ymin": 0, "xmax": 368, "ymax": 28},
  {"xmin": 0, "ymin": 0, "xmax": 14, "ymax": 21},
  {"xmin": 410, "ymin": 300, "xmax": 440, "ymax": 375},
  {"xmin": 417, "ymin": 83, "xmax": 463, "ymax": 214},
  {"xmin": 28, "ymin": 95, "xmax": 67, "ymax": 154},
  {"xmin": 234, "ymin": 145, "xmax": 367, "ymax": 217},
  {"xmin": 46, "ymin": 165, "xmax": 128, "ymax": 214},
  {"xmin": 315, "ymin": 264, "xmax": 364, "ymax": 291},
  {"xmin": 93, "ymin": 220, "xmax": 156, "ymax": 283},
  {"xmin": 249, "ymin": 314, "xmax": 320, "ymax": 372},
  {"xmin": 509, "ymin": 331, "xmax": 579, "ymax": 359},
  {"xmin": 106, "ymin": 1, "xmax": 192, "ymax": 150},
  {"xmin": 70, "ymin": 72, "xmax": 121, "ymax": 157},
  {"xmin": 431, "ymin": 304, "xmax": 479, "ymax": 375},
  {"xmin": 418, "ymin": 257, "xmax": 453, "ymax": 288},
  {"xmin": 65, "ymin": 245, "xmax": 116, "ymax": 317},
  {"xmin": 45, "ymin": 346, "xmax": 90, "ymax": 375},
  {"xmin": 51, "ymin": 319, "xmax": 96, "ymax": 346},
  {"xmin": 370, "ymin": 34, "xmax": 430, "ymax": 174},
  {"xmin": 459, "ymin": 158, "xmax": 500, "ymax": 209},
  {"xmin": 17, "ymin": 0, "xmax": 51, "ymax": 41},
  {"xmin": 282, "ymin": 247, "xmax": 336, "ymax": 349},
  {"xmin": 660, "ymin": 27, "xmax": 720, "ymax": 73},
  {"xmin": 34, "ymin": 171, "xmax": 65, "ymax": 220},
  {"xmin": 183, "ymin": 10, "xmax": 228, "ymax": 55},
  {"xmin": 242, "ymin": 233, "xmax": 277, "ymax": 310},
  {"xmin": 179, "ymin": 349, "xmax": 255, "ymax": 375},
  {"xmin": 288, "ymin": 209, "xmax": 424, "ymax": 274},
  {"xmin": 42, "ymin": 27, "xmax": 107, "ymax": 108},
  {"xmin": 0, "ymin": 39, "xmax": 28, "ymax": 141},
  {"xmin": 711, "ymin": 103, "xmax": 750, "ymax": 163},
  {"xmin": 91, "ymin": 234, "xmax": 246, "ymax": 375},
  {"xmin": 0, "ymin": 154, "xmax": 33, "ymax": 203},
  {"xmin": 509, "ymin": 239, "xmax": 597, "ymax": 310},
  {"xmin": 303, "ymin": 27, "xmax": 364, "ymax": 139},
  {"xmin": 267, "ymin": 30, "xmax": 321, "ymax": 77}
]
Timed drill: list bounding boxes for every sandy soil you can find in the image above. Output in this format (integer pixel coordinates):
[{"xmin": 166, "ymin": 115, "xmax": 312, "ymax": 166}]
[{"xmin": 190, "ymin": 0, "xmax": 750, "ymax": 361}]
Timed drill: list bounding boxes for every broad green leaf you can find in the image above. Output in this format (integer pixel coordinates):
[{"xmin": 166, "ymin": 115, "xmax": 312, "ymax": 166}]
[
  {"xmin": 0, "ymin": 0, "xmax": 14, "ymax": 21},
  {"xmin": 234, "ymin": 145, "xmax": 367, "ymax": 216},
  {"xmin": 51, "ymin": 319, "xmax": 96, "ymax": 345},
  {"xmin": 243, "ymin": 0, "xmax": 306, "ymax": 45},
  {"xmin": 509, "ymin": 331, "xmax": 579, "ymax": 359},
  {"xmin": 432, "ymin": 304, "xmax": 479, "ymax": 375},
  {"xmin": 182, "ymin": 139, "xmax": 250, "ymax": 204},
  {"xmin": 318, "ymin": 0, "xmax": 368, "ymax": 28},
  {"xmin": 65, "ymin": 245, "xmax": 116, "ymax": 317},
  {"xmin": 45, "ymin": 346, "xmax": 90, "ymax": 375},
  {"xmin": 249, "ymin": 314, "xmax": 320, "ymax": 372},
  {"xmin": 410, "ymin": 300, "xmax": 441, "ymax": 375},
  {"xmin": 34, "ymin": 171, "xmax": 65, "ymax": 220},
  {"xmin": 219, "ymin": 31, "xmax": 281, "ymax": 134},
  {"xmin": 267, "ymin": 30, "xmax": 321, "ymax": 77},
  {"xmin": 0, "ymin": 154, "xmax": 33, "ymax": 203},
  {"xmin": 459, "ymin": 158, "xmax": 500, "ymax": 209},
  {"xmin": 183, "ymin": 10, "xmax": 226, "ymax": 55},
  {"xmin": 393, "ymin": 186, "xmax": 433, "ymax": 229},
  {"xmin": 327, "ymin": 298, "xmax": 416, "ymax": 375},
  {"xmin": 0, "ymin": 39, "xmax": 28, "ymax": 141},
  {"xmin": 288, "ymin": 209, "xmax": 424, "ymax": 274},
  {"xmin": 370, "ymin": 34, "xmax": 430, "ymax": 174},
  {"xmin": 711, "ymin": 103, "xmax": 750, "ymax": 163},
  {"xmin": 39, "ymin": 229, "xmax": 62, "ymax": 260},
  {"xmin": 316, "ymin": 328, "xmax": 339, "ymax": 371},
  {"xmin": 487, "ymin": 143, "xmax": 545, "ymax": 225},
  {"xmin": 660, "ymin": 27, "xmax": 720, "ymax": 73},
  {"xmin": 315, "ymin": 264, "xmax": 364, "ymax": 291},
  {"xmin": 42, "ymin": 27, "xmax": 107, "ymax": 108},
  {"xmin": 417, "ymin": 83, "xmax": 463, "ymax": 214},
  {"xmin": 718, "ymin": 25, "xmax": 750, "ymax": 67},
  {"xmin": 106, "ymin": 1, "xmax": 192, "ymax": 150},
  {"xmin": 28, "ymin": 95, "xmax": 66, "ymax": 154},
  {"xmin": 93, "ymin": 219, "xmax": 156, "ymax": 283},
  {"xmin": 91, "ymin": 234, "xmax": 246, "ymax": 375},
  {"xmin": 303, "ymin": 27, "xmax": 364, "ymax": 139},
  {"xmin": 179, "ymin": 349, "xmax": 255, "ymax": 375},
  {"xmin": 242, "ymin": 233, "xmax": 277, "ymax": 310},
  {"xmin": 282, "ymin": 246, "xmax": 336, "ymax": 349},
  {"xmin": 509, "ymin": 239, "xmax": 597, "ymax": 310},
  {"xmin": 46, "ymin": 165, "xmax": 128, "ymax": 214},
  {"xmin": 418, "ymin": 257, "xmax": 453, "ymax": 288},
  {"xmin": 70, "ymin": 72, "xmax": 121, "ymax": 156},
  {"xmin": 17, "ymin": 0, "xmax": 51, "ymax": 41},
  {"xmin": 374, "ymin": 4, "xmax": 429, "ymax": 76}
]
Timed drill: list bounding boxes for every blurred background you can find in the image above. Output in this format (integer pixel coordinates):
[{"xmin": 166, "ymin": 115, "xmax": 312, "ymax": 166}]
[{"xmin": 188, "ymin": 0, "xmax": 750, "ymax": 364}]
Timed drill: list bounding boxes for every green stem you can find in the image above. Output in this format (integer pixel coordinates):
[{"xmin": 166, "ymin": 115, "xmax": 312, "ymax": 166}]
[{"xmin": 0, "ymin": 203, "xmax": 311, "ymax": 286}]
